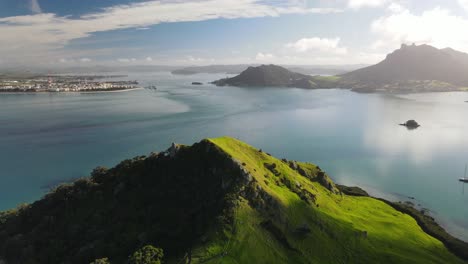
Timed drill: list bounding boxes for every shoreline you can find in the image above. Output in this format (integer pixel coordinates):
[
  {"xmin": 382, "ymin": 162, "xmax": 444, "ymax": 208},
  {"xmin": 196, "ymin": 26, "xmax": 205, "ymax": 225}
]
[
  {"xmin": 338, "ymin": 184, "xmax": 468, "ymax": 261},
  {"xmin": 0, "ymin": 87, "xmax": 143, "ymax": 95}
]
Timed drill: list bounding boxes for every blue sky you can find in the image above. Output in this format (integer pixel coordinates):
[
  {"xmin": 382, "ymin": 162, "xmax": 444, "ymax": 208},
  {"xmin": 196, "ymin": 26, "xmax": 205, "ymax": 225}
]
[{"xmin": 1, "ymin": 0, "xmax": 468, "ymax": 66}]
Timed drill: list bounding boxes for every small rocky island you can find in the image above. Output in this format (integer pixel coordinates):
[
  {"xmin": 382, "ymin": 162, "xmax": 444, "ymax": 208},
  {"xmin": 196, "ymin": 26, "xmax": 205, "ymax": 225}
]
[
  {"xmin": 192, "ymin": 82, "xmax": 203, "ymax": 85},
  {"xmin": 400, "ymin": 120, "xmax": 420, "ymax": 129}
]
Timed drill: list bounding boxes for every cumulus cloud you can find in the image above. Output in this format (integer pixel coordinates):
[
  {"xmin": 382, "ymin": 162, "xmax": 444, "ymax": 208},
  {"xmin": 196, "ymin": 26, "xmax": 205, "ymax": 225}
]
[
  {"xmin": 285, "ymin": 37, "xmax": 348, "ymax": 54},
  {"xmin": 371, "ymin": 6, "xmax": 468, "ymax": 52},
  {"xmin": 0, "ymin": 0, "xmax": 340, "ymax": 64},
  {"xmin": 348, "ymin": 0, "xmax": 389, "ymax": 9},
  {"xmin": 251, "ymin": 51, "xmax": 384, "ymax": 65},
  {"xmin": 255, "ymin": 52, "xmax": 275, "ymax": 61}
]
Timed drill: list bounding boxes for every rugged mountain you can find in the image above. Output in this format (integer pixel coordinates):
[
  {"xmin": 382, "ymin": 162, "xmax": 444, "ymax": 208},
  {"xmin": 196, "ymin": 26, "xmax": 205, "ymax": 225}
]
[
  {"xmin": 1, "ymin": 137, "xmax": 467, "ymax": 264},
  {"xmin": 212, "ymin": 64, "xmax": 338, "ymax": 89},
  {"xmin": 341, "ymin": 44, "xmax": 468, "ymax": 92}
]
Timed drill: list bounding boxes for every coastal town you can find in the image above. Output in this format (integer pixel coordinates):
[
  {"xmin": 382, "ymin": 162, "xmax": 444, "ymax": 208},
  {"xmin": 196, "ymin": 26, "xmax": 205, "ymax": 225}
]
[{"xmin": 0, "ymin": 75, "xmax": 139, "ymax": 93}]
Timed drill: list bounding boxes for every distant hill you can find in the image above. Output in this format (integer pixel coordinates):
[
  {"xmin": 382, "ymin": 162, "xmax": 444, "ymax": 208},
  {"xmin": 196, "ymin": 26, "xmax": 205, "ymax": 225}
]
[
  {"xmin": 1, "ymin": 137, "xmax": 466, "ymax": 263},
  {"xmin": 171, "ymin": 64, "xmax": 362, "ymax": 76},
  {"xmin": 341, "ymin": 44, "xmax": 468, "ymax": 92},
  {"xmin": 171, "ymin": 65, "xmax": 253, "ymax": 75},
  {"xmin": 213, "ymin": 64, "xmax": 310, "ymax": 87},
  {"xmin": 212, "ymin": 64, "xmax": 339, "ymax": 89}
]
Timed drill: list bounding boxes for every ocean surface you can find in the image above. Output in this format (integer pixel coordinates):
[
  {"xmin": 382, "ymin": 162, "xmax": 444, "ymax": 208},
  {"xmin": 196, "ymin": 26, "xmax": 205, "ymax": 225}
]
[{"xmin": 1, "ymin": 72, "xmax": 467, "ymax": 240}]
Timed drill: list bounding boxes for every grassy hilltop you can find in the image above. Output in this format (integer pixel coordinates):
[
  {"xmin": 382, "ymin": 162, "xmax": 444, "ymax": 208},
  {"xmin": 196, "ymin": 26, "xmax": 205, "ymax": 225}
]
[{"xmin": 0, "ymin": 137, "xmax": 466, "ymax": 263}]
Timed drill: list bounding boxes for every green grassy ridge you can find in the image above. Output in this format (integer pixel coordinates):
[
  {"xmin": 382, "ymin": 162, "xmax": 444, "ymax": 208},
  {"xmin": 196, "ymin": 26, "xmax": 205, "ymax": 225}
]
[
  {"xmin": 191, "ymin": 136, "xmax": 466, "ymax": 264},
  {"xmin": 377, "ymin": 199, "xmax": 468, "ymax": 261},
  {"xmin": 0, "ymin": 137, "xmax": 466, "ymax": 264}
]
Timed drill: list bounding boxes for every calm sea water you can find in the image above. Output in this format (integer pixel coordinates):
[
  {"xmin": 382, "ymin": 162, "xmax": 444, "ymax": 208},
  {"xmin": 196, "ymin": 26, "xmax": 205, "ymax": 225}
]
[{"xmin": 1, "ymin": 72, "xmax": 468, "ymax": 240}]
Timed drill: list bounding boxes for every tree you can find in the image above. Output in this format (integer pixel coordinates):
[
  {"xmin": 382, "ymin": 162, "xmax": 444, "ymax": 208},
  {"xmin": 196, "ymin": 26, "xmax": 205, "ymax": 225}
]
[
  {"xmin": 90, "ymin": 257, "xmax": 110, "ymax": 264},
  {"xmin": 128, "ymin": 245, "xmax": 164, "ymax": 264}
]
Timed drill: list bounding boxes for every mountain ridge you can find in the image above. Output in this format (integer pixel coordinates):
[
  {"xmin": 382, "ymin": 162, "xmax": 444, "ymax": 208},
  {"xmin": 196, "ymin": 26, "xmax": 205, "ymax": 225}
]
[
  {"xmin": 213, "ymin": 44, "xmax": 468, "ymax": 93},
  {"xmin": 0, "ymin": 137, "xmax": 467, "ymax": 263},
  {"xmin": 340, "ymin": 44, "xmax": 468, "ymax": 92}
]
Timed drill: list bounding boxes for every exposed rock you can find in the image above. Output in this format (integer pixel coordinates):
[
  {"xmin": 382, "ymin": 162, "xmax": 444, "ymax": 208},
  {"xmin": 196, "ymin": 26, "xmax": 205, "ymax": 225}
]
[
  {"xmin": 336, "ymin": 185, "xmax": 369, "ymax": 197},
  {"xmin": 264, "ymin": 162, "xmax": 280, "ymax": 176},
  {"xmin": 191, "ymin": 82, "xmax": 203, "ymax": 85},
  {"xmin": 400, "ymin": 120, "xmax": 420, "ymax": 129},
  {"xmin": 167, "ymin": 142, "xmax": 181, "ymax": 157}
]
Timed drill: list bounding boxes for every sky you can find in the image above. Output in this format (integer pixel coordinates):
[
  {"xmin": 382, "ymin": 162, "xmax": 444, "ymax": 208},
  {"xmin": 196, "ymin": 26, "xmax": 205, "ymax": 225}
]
[{"xmin": 1, "ymin": 0, "xmax": 468, "ymax": 67}]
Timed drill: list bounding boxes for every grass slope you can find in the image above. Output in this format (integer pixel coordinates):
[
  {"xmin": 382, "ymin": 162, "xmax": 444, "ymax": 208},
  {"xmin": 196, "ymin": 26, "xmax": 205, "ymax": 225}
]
[{"xmin": 189, "ymin": 137, "xmax": 465, "ymax": 264}]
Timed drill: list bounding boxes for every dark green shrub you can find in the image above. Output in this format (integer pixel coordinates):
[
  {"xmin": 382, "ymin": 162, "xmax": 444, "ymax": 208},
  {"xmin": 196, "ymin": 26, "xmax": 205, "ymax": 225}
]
[{"xmin": 128, "ymin": 245, "xmax": 163, "ymax": 264}]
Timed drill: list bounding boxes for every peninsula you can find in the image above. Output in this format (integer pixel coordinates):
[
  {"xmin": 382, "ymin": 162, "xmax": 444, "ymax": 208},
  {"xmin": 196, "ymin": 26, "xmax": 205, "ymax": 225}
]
[
  {"xmin": 213, "ymin": 44, "xmax": 468, "ymax": 93},
  {"xmin": 340, "ymin": 44, "xmax": 468, "ymax": 93},
  {"xmin": 1, "ymin": 137, "xmax": 466, "ymax": 263},
  {"xmin": 0, "ymin": 75, "xmax": 139, "ymax": 93}
]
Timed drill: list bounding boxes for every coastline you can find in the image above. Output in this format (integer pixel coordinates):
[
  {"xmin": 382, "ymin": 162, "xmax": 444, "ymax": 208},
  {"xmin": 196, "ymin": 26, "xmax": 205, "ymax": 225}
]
[
  {"xmin": 0, "ymin": 87, "xmax": 143, "ymax": 95},
  {"xmin": 338, "ymin": 184, "xmax": 468, "ymax": 261}
]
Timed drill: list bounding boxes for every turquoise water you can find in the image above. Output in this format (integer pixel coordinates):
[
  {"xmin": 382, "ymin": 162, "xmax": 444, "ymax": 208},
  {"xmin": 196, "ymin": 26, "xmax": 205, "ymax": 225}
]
[{"xmin": 1, "ymin": 72, "xmax": 468, "ymax": 240}]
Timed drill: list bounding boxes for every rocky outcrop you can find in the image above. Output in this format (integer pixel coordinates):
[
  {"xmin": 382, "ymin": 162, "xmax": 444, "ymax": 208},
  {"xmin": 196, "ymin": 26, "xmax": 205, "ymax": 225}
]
[{"xmin": 400, "ymin": 120, "xmax": 420, "ymax": 129}]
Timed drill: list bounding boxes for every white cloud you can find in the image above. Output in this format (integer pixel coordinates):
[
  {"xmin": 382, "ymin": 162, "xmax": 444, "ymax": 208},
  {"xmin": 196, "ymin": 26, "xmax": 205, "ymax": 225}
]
[
  {"xmin": 387, "ymin": 3, "xmax": 403, "ymax": 13},
  {"xmin": 250, "ymin": 51, "xmax": 384, "ymax": 65},
  {"xmin": 285, "ymin": 37, "xmax": 348, "ymax": 54},
  {"xmin": 184, "ymin": 56, "xmax": 215, "ymax": 64},
  {"xmin": 0, "ymin": 0, "xmax": 340, "ymax": 65},
  {"xmin": 255, "ymin": 52, "xmax": 275, "ymax": 61},
  {"xmin": 146, "ymin": 57, "xmax": 153, "ymax": 62},
  {"xmin": 348, "ymin": 0, "xmax": 389, "ymax": 9},
  {"xmin": 459, "ymin": 0, "xmax": 468, "ymax": 12},
  {"xmin": 79, "ymin": 58, "xmax": 92, "ymax": 62},
  {"xmin": 30, "ymin": 0, "xmax": 42, "ymax": 14},
  {"xmin": 117, "ymin": 58, "xmax": 136, "ymax": 63},
  {"xmin": 371, "ymin": 7, "xmax": 468, "ymax": 52},
  {"xmin": 249, "ymin": 35, "xmax": 385, "ymax": 65},
  {"xmin": 59, "ymin": 58, "xmax": 75, "ymax": 63}
]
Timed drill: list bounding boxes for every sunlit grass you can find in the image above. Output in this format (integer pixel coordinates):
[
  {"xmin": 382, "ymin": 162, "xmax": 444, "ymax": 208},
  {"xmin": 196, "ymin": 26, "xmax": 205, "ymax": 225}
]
[{"xmin": 191, "ymin": 136, "xmax": 467, "ymax": 264}]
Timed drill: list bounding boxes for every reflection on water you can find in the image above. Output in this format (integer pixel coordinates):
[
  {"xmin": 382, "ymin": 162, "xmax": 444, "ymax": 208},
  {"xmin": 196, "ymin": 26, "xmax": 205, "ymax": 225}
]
[
  {"xmin": 364, "ymin": 94, "xmax": 468, "ymax": 163},
  {"xmin": 0, "ymin": 72, "xmax": 467, "ymax": 240}
]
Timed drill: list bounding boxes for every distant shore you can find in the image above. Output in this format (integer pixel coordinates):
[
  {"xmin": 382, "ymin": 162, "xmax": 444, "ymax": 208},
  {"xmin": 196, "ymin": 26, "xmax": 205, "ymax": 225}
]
[{"xmin": 0, "ymin": 87, "xmax": 143, "ymax": 95}]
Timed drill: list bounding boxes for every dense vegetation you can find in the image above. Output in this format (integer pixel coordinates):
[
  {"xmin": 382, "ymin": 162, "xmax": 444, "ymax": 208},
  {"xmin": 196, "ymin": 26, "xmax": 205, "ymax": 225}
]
[
  {"xmin": 0, "ymin": 141, "xmax": 245, "ymax": 263},
  {"xmin": 212, "ymin": 64, "xmax": 339, "ymax": 89},
  {"xmin": 0, "ymin": 137, "xmax": 466, "ymax": 263}
]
